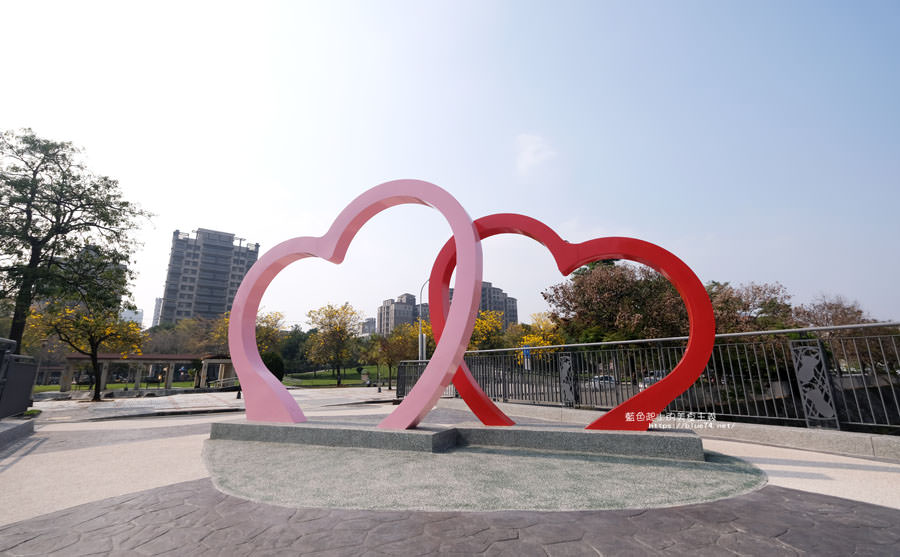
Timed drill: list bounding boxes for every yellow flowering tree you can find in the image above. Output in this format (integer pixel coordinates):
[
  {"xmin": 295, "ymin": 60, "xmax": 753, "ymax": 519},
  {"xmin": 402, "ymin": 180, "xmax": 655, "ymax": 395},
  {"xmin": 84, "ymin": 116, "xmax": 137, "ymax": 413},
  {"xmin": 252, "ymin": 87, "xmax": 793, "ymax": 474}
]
[
  {"xmin": 305, "ymin": 303, "xmax": 362, "ymax": 385},
  {"xmin": 205, "ymin": 310, "xmax": 286, "ymax": 356},
  {"xmin": 516, "ymin": 312, "xmax": 565, "ymax": 364},
  {"xmin": 413, "ymin": 318, "xmax": 435, "ymax": 358},
  {"xmin": 206, "ymin": 314, "xmax": 230, "ymax": 356},
  {"xmin": 29, "ymin": 306, "xmax": 145, "ymax": 401},
  {"xmin": 26, "ymin": 246, "xmax": 145, "ymax": 401},
  {"xmin": 468, "ymin": 310, "xmax": 504, "ymax": 350},
  {"xmin": 255, "ymin": 311, "xmax": 286, "ymax": 354},
  {"xmin": 374, "ymin": 323, "xmax": 419, "ymax": 390}
]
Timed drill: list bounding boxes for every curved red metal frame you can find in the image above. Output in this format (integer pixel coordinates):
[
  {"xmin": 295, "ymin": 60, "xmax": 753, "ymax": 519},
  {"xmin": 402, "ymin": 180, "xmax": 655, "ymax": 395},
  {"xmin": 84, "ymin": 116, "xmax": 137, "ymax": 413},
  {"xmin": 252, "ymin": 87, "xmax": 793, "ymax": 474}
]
[{"xmin": 429, "ymin": 213, "xmax": 716, "ymax": 430}]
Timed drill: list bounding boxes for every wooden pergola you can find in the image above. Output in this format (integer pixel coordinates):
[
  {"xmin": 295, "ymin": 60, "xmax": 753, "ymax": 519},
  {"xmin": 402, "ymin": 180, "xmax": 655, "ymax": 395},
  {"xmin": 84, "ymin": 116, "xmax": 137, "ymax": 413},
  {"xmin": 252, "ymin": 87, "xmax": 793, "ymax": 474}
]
[{"xmin": 60, "ymin": 353, "xmax": 236, "ymax": 392}]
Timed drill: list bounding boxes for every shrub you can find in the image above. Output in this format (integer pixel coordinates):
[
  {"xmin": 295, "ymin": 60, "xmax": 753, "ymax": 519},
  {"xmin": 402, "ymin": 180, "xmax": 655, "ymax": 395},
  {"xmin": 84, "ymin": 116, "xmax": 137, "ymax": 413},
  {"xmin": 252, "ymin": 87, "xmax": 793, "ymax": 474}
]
[{"xmin": 262, "ymin": 351, "xmax": 286, "ymax": 381}]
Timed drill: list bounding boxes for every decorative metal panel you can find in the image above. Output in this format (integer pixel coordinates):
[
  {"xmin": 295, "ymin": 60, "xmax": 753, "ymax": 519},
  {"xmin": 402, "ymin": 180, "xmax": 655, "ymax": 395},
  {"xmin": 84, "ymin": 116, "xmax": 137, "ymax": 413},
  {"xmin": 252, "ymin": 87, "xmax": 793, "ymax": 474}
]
[
  {"xmin": 559, "ymin": 353, "xmax": 575, "ymax": 406},
  {"xmin": 790, "ymin": 340, "xmax": 840, "ymax": 429}
]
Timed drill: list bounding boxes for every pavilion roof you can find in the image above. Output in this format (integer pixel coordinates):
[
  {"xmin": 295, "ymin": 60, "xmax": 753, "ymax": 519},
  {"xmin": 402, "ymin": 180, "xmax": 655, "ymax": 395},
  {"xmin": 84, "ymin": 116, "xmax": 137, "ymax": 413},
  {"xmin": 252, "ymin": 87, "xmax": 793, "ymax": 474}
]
[{"xmin": 64, "ymin": 353, "xmax": 206, "ymax": 362}]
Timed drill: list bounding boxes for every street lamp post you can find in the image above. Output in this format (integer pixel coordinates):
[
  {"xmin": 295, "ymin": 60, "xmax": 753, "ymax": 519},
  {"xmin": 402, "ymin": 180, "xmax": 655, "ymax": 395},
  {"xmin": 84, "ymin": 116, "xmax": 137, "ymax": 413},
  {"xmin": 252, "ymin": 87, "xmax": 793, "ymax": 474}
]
[{"xmin": 418, "ymin": 278, "xmax": 429, "ymax": 361}]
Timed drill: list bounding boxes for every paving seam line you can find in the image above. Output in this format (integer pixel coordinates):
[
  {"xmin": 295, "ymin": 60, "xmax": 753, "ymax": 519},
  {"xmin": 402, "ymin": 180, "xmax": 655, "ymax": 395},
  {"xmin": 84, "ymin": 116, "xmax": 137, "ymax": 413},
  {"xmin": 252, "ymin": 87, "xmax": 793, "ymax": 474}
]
[{"xmin": 435, "ymin": 398, "xmax": 900, "ymax": 465}]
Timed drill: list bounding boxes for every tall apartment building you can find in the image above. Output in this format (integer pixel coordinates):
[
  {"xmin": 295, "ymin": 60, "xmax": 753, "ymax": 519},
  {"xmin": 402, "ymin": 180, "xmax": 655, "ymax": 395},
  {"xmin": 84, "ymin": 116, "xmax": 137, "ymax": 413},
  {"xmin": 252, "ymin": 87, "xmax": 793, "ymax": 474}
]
[
  {"xmin": 416, "ymin": 303, "xmax": 429, "ymax": 323},
  {"xmin": 503, "ymin": 296, "xmax": 518, "ymax": 328},
  {"xmin": 158, "ymin": 229, "xmax": 259, "ymax": 325},
  {"xmin": 120, "ymin": 308, "xmax": 144, "ymax": 328},
  {"xmin": 358, "ymin": 317, "xmax": 376, "ymax": 337},
  {"xmin": 449, "ymin": 281, "xmax": 518, "ymax": 329},
  {"xmin": 151, "ymin": 297, "xmax": 163, "ymax": 328},
  {"xmin": 376, "ymin": 293, "xmax": 427, "ymax": 336}
]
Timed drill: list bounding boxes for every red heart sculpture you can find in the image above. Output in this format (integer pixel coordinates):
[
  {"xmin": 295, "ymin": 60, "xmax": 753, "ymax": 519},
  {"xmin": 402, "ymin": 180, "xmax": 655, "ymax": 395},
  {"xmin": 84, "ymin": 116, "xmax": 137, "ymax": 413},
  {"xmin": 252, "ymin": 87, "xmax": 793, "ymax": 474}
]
[{"xmin": 429, "ymin": 213, "xmax": 716, "ymax": 431}]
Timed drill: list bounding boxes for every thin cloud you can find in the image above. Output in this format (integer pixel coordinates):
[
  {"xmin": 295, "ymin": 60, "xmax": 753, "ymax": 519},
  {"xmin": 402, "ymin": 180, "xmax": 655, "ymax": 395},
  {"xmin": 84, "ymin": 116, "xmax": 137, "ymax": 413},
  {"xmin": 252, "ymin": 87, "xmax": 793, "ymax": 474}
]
[{"xmin": 515, "ymin": 133, "xmax": 557, "ymax": 176}]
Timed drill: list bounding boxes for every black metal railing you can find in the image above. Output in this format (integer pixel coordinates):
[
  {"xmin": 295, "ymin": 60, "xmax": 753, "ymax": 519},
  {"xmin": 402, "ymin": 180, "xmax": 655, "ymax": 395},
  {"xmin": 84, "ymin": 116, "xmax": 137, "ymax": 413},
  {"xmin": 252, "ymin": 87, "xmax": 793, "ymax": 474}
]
[
  {"xmin": 0, "ymin": 338, "xmax": 37, "ymax": 419},
  {"xmin": 396, "ymin": 323, "xmax": 900, "ymax": 433}
]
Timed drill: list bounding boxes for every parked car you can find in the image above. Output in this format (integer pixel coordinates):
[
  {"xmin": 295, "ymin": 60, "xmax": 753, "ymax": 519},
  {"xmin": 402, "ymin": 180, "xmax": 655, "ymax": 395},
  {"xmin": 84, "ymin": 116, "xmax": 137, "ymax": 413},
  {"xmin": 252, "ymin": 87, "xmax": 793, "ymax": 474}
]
[
  {"xmin": 592, "ymin": 375, "xmax": 617, "ymax": 389},
  {"xmin": 638, "ymin": 370, "xmax": 669, "ymax": 390}
]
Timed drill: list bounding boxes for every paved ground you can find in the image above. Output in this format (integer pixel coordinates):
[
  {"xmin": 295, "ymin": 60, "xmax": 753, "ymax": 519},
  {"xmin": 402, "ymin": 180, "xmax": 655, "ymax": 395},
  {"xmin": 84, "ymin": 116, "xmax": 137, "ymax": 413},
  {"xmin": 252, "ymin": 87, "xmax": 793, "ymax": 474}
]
[
  {"xmin": 32, "ymin": 386, "xmax": 398, "ymax": 422},
  {"xmin": 1, "ymin": 390, "xmax": 899, "ymax": 555},
  {"xmin": 2, "ymin": 478, "xmax": 899, "ymax": 556}
]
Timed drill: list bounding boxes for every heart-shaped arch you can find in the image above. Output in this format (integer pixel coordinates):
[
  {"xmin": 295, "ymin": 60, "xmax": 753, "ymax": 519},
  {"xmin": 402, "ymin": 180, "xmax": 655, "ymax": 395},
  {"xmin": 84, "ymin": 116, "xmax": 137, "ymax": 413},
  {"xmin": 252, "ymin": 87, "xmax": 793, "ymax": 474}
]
[
  {"xmin": 429, "ymin": 213, "xmax": 715, "ymax": 430},
  {"xmin": 228, "ymin": 180, "xmax": 483, "ymax": 429}
]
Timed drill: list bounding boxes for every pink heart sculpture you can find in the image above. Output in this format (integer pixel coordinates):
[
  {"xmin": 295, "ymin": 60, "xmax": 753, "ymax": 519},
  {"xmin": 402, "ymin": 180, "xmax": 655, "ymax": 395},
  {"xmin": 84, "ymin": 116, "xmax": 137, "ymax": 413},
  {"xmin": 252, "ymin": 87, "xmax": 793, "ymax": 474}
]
[{"xmin": 228, "ymin": 180, "xmax": 483, "ymax": 429}]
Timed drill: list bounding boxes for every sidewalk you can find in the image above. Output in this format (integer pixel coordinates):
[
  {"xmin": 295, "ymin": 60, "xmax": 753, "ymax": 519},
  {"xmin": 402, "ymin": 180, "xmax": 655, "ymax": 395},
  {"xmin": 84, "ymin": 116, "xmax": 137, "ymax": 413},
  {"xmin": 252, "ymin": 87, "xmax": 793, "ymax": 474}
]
[
  {"xmin": 1, "ymin": 391, "xmax": 898, "ymax": 555},
  {"xmin": 31, "ymin": 386, "xmax": 399, "ymax": 423}
]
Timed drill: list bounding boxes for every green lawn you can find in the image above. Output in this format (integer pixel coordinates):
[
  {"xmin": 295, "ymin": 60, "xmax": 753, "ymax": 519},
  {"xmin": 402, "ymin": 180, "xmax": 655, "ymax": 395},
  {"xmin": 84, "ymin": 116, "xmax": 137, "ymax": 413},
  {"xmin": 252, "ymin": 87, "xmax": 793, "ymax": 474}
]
[
  {"xmin": 33, "ymin": 364, "xmax": 397, "ymax": 392},
  {"xmin": 285, "ymin": 364, "xmax": 395, "ymax": 387},
  {"xmin": 33, "ymin": 381, "xmax": 196, "ymax": 393}
]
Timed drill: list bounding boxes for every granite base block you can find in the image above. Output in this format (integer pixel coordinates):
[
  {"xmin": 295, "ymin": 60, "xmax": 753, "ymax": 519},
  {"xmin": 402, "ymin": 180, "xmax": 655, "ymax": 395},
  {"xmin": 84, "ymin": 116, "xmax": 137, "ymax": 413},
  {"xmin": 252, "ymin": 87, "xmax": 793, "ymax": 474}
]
[
  {"xmin": 211, "ymin": 421, "xmax": 459, "ymax": 452},
  {"xmin": 210, "ymin": 421, "xmax": 705, "ymax": 461}
]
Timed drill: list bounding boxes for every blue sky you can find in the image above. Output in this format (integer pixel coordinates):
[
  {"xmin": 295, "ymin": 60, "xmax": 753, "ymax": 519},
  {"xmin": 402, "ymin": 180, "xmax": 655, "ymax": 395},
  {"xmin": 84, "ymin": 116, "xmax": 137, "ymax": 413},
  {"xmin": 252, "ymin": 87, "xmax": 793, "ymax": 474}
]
[{"xmin": 1, "ymin": 1, "xmax": 898, "ymax": 327}]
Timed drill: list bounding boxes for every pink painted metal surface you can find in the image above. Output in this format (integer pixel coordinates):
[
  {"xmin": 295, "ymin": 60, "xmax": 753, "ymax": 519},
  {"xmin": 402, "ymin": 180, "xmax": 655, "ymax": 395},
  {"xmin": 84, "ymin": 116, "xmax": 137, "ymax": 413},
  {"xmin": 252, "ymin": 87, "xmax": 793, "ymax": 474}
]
[
  {"xmin": 228, "ymin": 180, "xmax": 482, "ymax": 427},
  {"xmin": 431, "ymin": 213, "xmax": 716, "ymax": 431}
]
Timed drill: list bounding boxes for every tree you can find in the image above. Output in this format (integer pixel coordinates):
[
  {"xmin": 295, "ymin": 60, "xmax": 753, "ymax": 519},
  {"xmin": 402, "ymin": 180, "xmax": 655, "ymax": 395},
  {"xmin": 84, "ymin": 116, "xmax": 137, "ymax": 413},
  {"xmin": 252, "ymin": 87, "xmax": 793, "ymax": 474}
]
[
  {"xmin": 30, "ymin": 308, "xmax": 144, "ymax": 400},
  {"xmin": 519, "ymin": 312, "xmax": 564, "ymax": 347},
  {"xmin": 1, "ymin": 129, "xmax": 148, "ymax": 352},
  {"xmin": 413, "ymin": 318, "xmax": 436, "ymax": 358},
  {"xmin": 144, "ymin": 317, "xmax": 213, "ymax": 354},
  {"xmin": 261, "ymin": 351, "xmax": 286, "ymax": 382},
  {"xmin": 793, "ymin": 294, "xmax": 872, "ymax": 329},
  {"xmin": 706, "ymin": 281, "xmax": 795, "ymax": 333},
  {"xmin": 514, "ymin": 313, "xmax": 565, "ymax": 364},
  {"xmin": 358, "ymin": 335, "xmax": 382, "ymax": 382},
  {"xmin": 375, "ymin": 324, "xmax": 418, "ymax": 390},
  {"xmin": 469, "ymin": 310, "xmax": 505, "ymax": 350},
  {"xmin": 0, "ymin": 297, "xmax": 13, "ymax": 339},
  {"xmin": 543, "ymin": 263, "xmax": 688, "ymax": 342},
  {"xmin": 279, "ymin": 325, "xmax": 313, "ymax": 372},
  {"xmin": 144, "ymin": 311, "xmax": 285, "ymax": 358},
  {"xmin": 544, "ymin": 262, "xmax": 800, "ymax": 341},
  {"xmin": 255, "ymin": 311, "xmax": 286, "ymax": 354},
  {"xmin": 176, "ymin": 318, "xmax": 215, "ymax": 353},
  {"xmin": 27, "ymin": 249, "xmax": 144, "ymax": 401},
  {"xmin": 206, "ymin": 313, "xmax": 231, "ymax": 356},
  {"xmin": 501, "ymin": 322, "xmax": 528, "ymax": 348},
  {"xmin": 305, "ymin": 303, "xmax": 362, "ymax": 385}
]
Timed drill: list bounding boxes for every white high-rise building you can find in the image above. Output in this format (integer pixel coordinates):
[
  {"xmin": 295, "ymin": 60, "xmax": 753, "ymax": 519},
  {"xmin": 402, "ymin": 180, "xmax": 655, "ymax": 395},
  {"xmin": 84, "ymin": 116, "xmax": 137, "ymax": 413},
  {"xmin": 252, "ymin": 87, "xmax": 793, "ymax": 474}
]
[{"xmin": 158, "ymin": 229, "xmax": 259, "ymax": 325}]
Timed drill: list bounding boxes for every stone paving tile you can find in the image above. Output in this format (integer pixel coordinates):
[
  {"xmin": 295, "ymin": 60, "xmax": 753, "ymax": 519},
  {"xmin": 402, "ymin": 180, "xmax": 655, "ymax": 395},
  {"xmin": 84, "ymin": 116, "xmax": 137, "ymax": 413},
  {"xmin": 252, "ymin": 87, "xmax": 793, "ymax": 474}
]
[
  {"xmin": 423, "ymin": 515, "xmax": 489, "ymax": 539},
  {"xmin": 364, "ymin": 520, "xmax": 426, "ymax": 546},
  {"xmin": 374, "ymin": 534, "xmax": 443, "ymax": 556},
  {"xmin": 437, "ymin": 527, "xmax": 518, "ymax": 555},
  {"xmin": 716, "ymin": 531, "xmax": 800, "ymax": 556},
  {"xmin": 483, "ymin": 539, "xmax": 549, "ymax": 556},
  {"xmin": 518, "ymin": 522, "xmax": 584, "ymax": 545},
  {"xmin": 5, "ymin": 531, "xmax": 81, "ymax": 556},
  {"xmin": 2, "ymin": 478, "xmax": 900, "ymax": 555},
  {"xmin": 542, "ymin": 540, "xmax": 601, "ymax": 557}
]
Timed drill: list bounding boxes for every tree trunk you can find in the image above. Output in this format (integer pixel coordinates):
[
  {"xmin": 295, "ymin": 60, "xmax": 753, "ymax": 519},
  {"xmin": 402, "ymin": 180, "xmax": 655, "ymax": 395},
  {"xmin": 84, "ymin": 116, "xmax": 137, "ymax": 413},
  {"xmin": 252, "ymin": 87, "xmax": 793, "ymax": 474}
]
[
  {"xmin": 387, "ymin": 365, "xmax": 393, "ymax": 390},
  {"xmin": 336, "ymin": 366, "xmax": 342, "ymax": 386},
  {"xmin": 7, "ymin": 247, "xmax": 42, "ymax": 353},
  {"xmin": 90, "ymin": 352, "xmax": 102, "ymax": 402}
]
